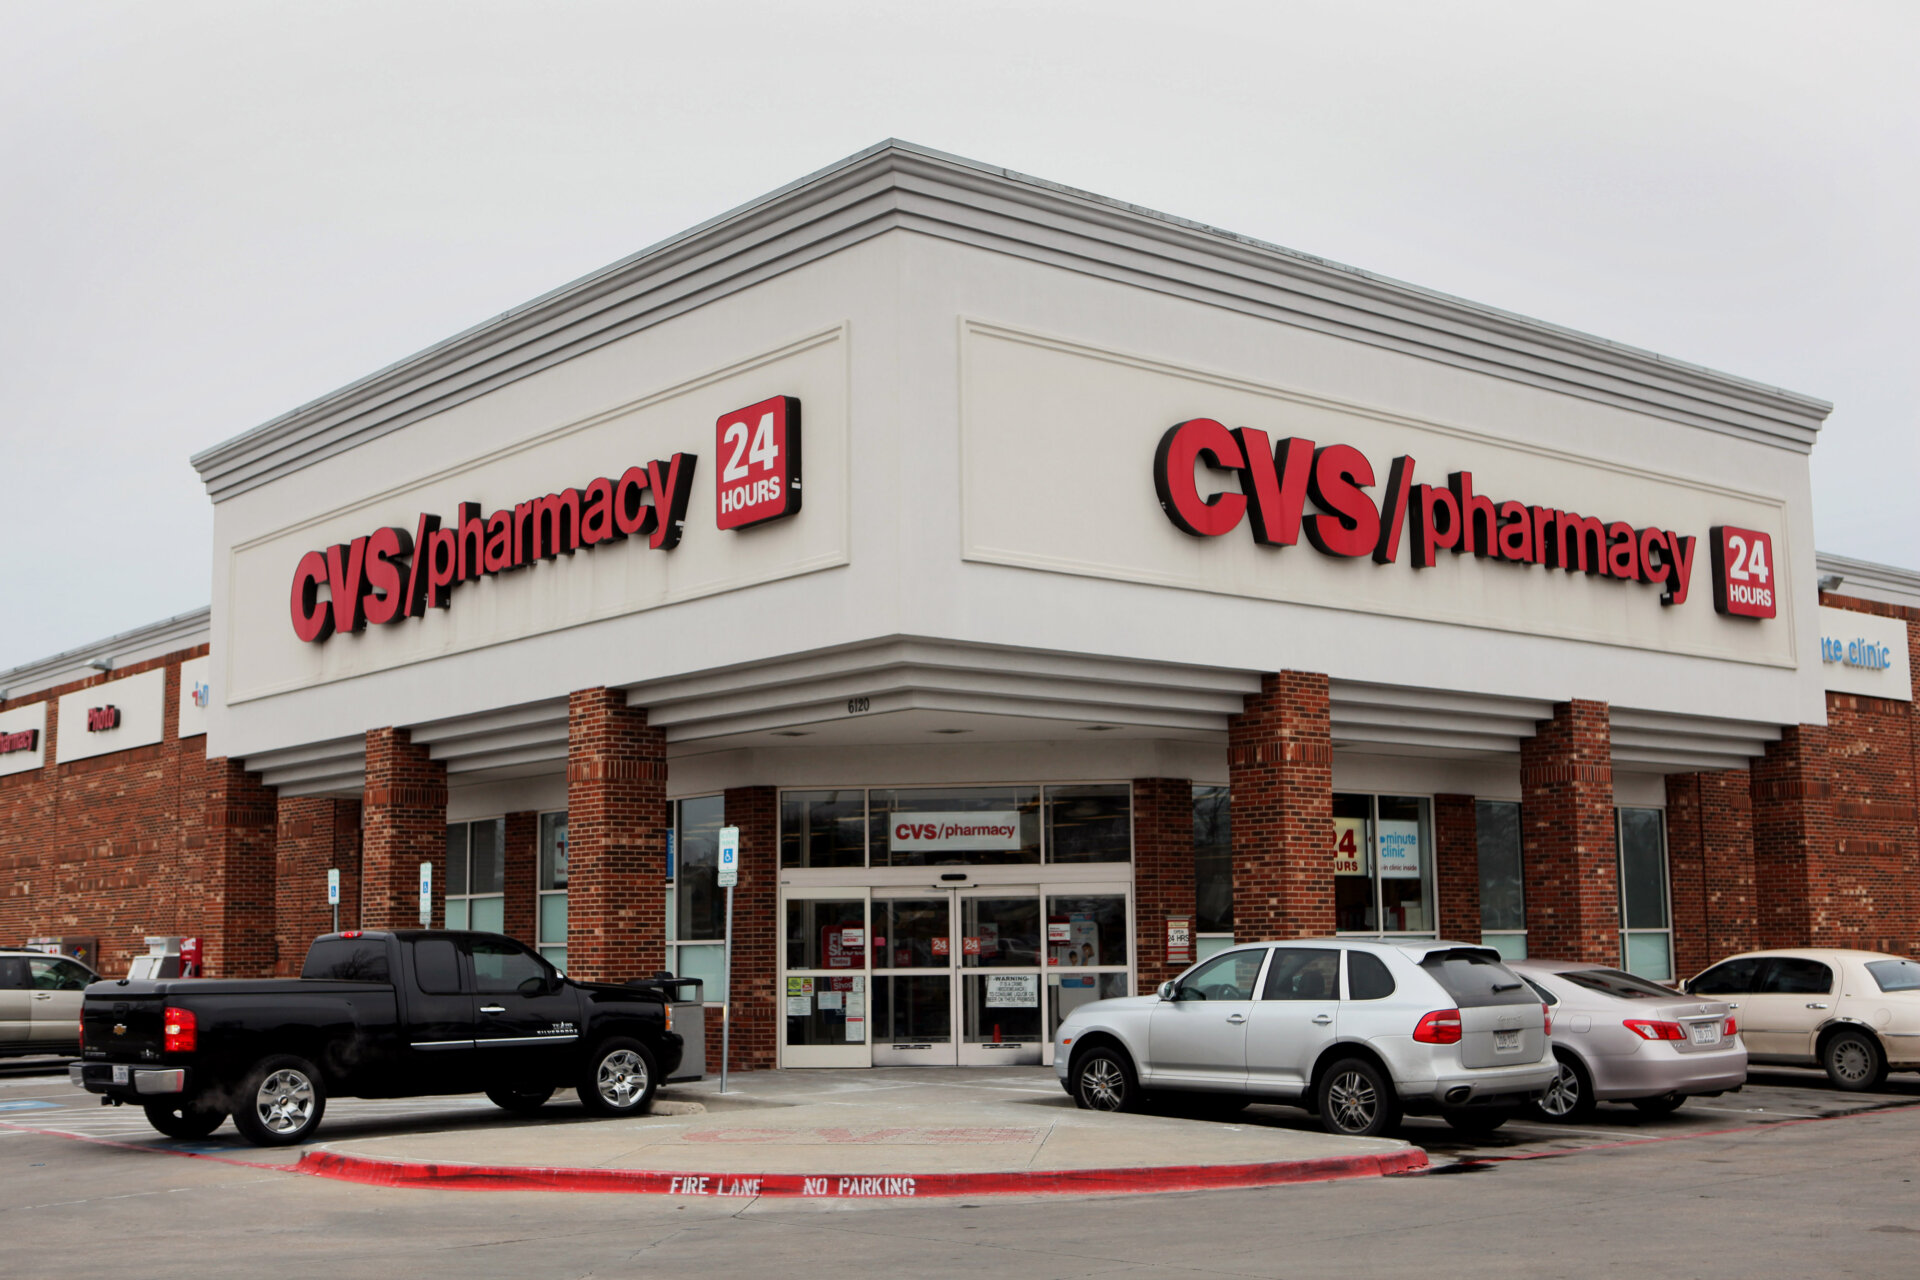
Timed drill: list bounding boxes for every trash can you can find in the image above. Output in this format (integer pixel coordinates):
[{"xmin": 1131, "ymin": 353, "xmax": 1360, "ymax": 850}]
[{"xmin": 626, "ymin": 974, "xmax": 707, "ymax": 1082}]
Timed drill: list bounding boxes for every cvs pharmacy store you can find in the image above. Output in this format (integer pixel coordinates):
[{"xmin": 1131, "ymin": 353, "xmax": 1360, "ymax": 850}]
[{"xmin": 147, "ymin": 143, "xmax": 1915, "ymax": 1072}]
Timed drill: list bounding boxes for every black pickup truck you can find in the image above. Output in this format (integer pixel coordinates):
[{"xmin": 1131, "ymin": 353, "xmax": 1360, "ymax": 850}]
[{"xmin": 71, "ymin": 930, "xmax": 684, "ymax": 1146}]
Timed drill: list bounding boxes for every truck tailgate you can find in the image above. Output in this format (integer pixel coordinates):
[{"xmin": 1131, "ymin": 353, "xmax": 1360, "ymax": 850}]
[{"xmin": 82, "ymin": 993, "xmax": 168, "ymax": 1061}]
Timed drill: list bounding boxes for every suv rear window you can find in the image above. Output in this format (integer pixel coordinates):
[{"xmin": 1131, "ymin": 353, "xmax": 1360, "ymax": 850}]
[
  {"xmin": 302, "ymin": 939, "xmax": 392, "ymax": 983},
  {"xmin": 1418, "ymin": 948, "xmax": 1536, "ymax": 1007},
  {"xmin": 1560, "ymin": 968, "xmax": 1678, "ymax": 1000},
  {"xmin": 1866, "ymin": 959, "xmax": 1920, "ymax": 993}
]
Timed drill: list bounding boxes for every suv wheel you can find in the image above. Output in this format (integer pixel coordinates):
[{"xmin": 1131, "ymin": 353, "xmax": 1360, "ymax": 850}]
[
  {"xmin": 576, "ymin": 1038, "xmax": 657, "ymax": 1117},
  {"xmin": 230, "ymin": 1054, "xmax": 327, "ymax": 1146},
  {"xmin": 1072, "ymin": 1047, "xmax": 1141, "ymax": 1112},
  {"xmin": 1317, "ymin": 1057, "xmax": 1399, "ymax": 1137},
  {"xmin": 1530, "ymin": 1051, "xmax": 1596, "ymax": 1123},
  {"xmin": 1822, "ymin": 1029, "xmax": 1887, "ymax": 1092},
  {"xmin": 143, "ymin": 1099, "xmax": 227, "ymax": 1139}
]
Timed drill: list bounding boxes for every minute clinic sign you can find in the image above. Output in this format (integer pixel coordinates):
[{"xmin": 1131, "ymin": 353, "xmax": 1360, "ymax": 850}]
[
  {"xmin": 1150, "ymin": 418, "xmax": 1775, "ymax": 620},
  {"xmin": 287, "ymin": 397, "xmax": 802, "ymax": 643}
]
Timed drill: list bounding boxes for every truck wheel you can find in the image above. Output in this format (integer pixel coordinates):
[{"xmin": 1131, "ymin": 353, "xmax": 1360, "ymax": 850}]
[
  {"xmin": 143, "ymin": 1100, "xmax": 227, "ymax": 1139},
  {"xmin": 230, "ymin": 1054, "xmax": 328, "ymax": 1146},
  {"xmin": 486, "ymin": 1084, "xmax": 556, "ymax": 1114},
  {"xmin": 576, "ymin": 1038, "xmax": 657, "ymax": 1117}
]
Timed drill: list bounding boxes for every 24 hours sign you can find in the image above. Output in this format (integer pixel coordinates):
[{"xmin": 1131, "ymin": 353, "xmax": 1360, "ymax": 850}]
[{"xmin": 716, "ymin": 395, "xmax": 801, "ymax": 530}]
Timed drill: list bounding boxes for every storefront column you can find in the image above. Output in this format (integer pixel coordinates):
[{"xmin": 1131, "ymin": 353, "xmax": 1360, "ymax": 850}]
[
  {"xmin": 1519, "ymin": 700, "xmax": 1618, "ymax": 962},
  {"xmin": 1228, "ymin": 672, "xmax": 1334, "ymax": 939},
  {"xmin": 565, "ymin": 689, "xmax": 667, "ymax": 984},
  {"xmin": 1131, "ymin": 777, "xmax": 1196, "ymax": 992},
  {"xmin": 502, "ymin": 811, "xmax": 538, "ymax": 945},
  {"xmin": 201, "ymin": 758, "xmax": 279, "ymax": 978},
  {"xmin": 361, "ymin": 727, "xmax": 447, "ymax": 930},
  {"xmin": 1665, "ymin": 771, "xmax": 1755, "ymax": 976},
  {"xmin": 274, "ymin": 797, "xmax": 361, "ymax": 973},
  {"xmin": 1433, "ymin": 794, "xmax": 1479, "ymax": 944},
  {"xmin": 1750, "ymin": 725, "xmax": 1834, "ymax": 948},
  {"xmin": 720, "ymin": 786, "xmax": 778, "ymax": 1073}
]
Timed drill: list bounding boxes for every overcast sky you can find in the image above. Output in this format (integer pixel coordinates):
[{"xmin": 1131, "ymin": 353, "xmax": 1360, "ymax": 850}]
[{"xmin": 1, "ymin": 1, "xmax": 1913, "ymax": 672}]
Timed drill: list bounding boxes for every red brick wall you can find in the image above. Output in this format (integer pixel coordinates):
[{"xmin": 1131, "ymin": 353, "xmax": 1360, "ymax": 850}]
[
  {"xmin": 200, "ymin": 758, "xmax": 279, "ymax": 977},
  {"xmin": 1750, "ymin": 724, "xmax": 1834, "ymax": 948},
  {"xmin": 0, "ymin": 645, "xmax": 237, "ymax": 978},
  {"xmin": 1665, "ymin": 771, "xmax": 1755, "ymax": 976},
  {"xmin": 1131, "ymin": 777, "xmax": 1197, "ymax": 992},
  {"xmin": 503, "ymin": 810, "xmax": 538, "ymax": 946},
  {"xmin": 714, "ymin": 786, "xmax": 777, "ymax": 1073},
  {"xmin": 1434, "ymin": 794, "xmax": 1480, "ymax": 943},
  {"xmin": 1229, "ymin": 671, "xmax": 1334, "ymax": 940},
  {"xmin": 565, "ymin": 690, "xmax": 667, "ymax": 984},
  {"xmin": 1520, "ymin": 700, "xmax": 1619, "ymax": 963},
  {"xmin": 274, "ymin": 797, "xmax": 362, "ymax": 974},
  {"xmin": 361, "ymin": 728, "xmax": 447, "ymax": 930}
]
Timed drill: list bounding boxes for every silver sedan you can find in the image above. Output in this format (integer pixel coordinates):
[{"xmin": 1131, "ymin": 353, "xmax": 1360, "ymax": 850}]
[{"xmin": 1512, "ymin": 961, "xmax": 1746, "ymax": 1122}]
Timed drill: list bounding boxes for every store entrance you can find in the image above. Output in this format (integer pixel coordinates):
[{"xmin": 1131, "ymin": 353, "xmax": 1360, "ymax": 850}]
[{"xmin": 869, "ymin": 888, "xmax": 1044, "ymax": 1067}]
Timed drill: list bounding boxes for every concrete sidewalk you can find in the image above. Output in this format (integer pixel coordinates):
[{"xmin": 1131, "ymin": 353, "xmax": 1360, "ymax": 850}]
[{"xmin": 297, "ymin": 1067, "xmax": 1423, "ymax": 1197}]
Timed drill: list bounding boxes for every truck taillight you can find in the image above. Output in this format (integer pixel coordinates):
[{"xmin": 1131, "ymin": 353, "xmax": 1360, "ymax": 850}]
[
  {"xmin": 163, "ymin": 1006, "xmax": 196, "ymax": 1053},
  {"xmin": 1413, "ymin": 1009, "xmax": 1462, "ymax": 1044},
  {"xmin": 1624, "ymin": 1018, "xmax": 1687, "ymax": 1041},
  {"xmin": 663, "ymin": 1004, "xmax": 673, "ymax": 1033}
]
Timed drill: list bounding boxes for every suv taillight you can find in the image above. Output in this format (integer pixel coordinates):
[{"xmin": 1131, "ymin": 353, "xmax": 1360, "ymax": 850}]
[
  {"xmin": 163, "ymin": 1006, "xmax": 196, "ymax": 1054},
  {"xmin": 1543, "ymin": 1002, "xmax": 1553, "ymax": 1037},
  {"xmin": 1624, "ymin": 1018, "xmax": 1687, "ymax": 1042},
  {"xmin": 1414, "ymin": 1009, "xmax": 1463, "ymax": 1044}
]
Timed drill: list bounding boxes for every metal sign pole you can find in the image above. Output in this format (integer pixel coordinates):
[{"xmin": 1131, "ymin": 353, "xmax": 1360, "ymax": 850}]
[{"xmin": 720, "ymin": 883, "xmax": 734, "ymax": 1094}]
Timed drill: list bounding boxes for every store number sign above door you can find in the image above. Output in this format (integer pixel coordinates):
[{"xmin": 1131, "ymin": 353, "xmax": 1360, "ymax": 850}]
[{"xmin": 288, "ymin": 395, "xmax": 803, "ymax": 643}]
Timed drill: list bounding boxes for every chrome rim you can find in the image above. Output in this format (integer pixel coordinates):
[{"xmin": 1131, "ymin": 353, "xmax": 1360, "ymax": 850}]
[
  {"xmin": 1079, "ymin": 1058, "xmax": 1126, "ymax": 1111},
  {"xmin": 596, "ymin": 1049, "xmax": 649, "ymax": 1108},
  {"xmin": 1540, "ymin": 1061, "xmax": 1581, "ymax": 1117},
  {"xmin": 1830, "ymin": 1038, "xmax": 1873, "ymax": 1084},
  {"xmin": 255, "ymin": 1068, "xmax": 315, "ymax": 1136},
  {"xmin": 1327, "ymin": 1069, "xmax": 1379, "ymax": 1133}
]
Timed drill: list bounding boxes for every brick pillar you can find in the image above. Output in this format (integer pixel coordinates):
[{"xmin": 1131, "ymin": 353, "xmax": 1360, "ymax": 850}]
[
  {"xmin": 1665, "ymin": 771, "xmax": 1755, "ymax": 976},
  {"xmin": 274, "ymin": 797, "xmax": 362, "ymax": 973},
  {"xmin": 716, "ymin": 786, "xmax": 777, "ymax": 1073},
  {"xmin": 565, "ymin": 689, "xmax": 667, "ymax": 983},
  {"xmin": 503, "ymin": 811, "xmax": 538, "ymax": 946},
  {"xmin": 1434, "ymin": 794, "xmax": 1479, "ymax": 943},
  {"xmin": 1228, "ymin": 672, "xmax": 1334, "ymax": 939},
  {"xmin": 1131, "ymin": 778, "xmax": 1196, "ymax": 993},
  {"xmin": 362, "ymin": 728, "xmax": 447, "ymax": 930},
  {"xmin": 1519, "ymin": 700, "xmax": 1618, "ymax": 963},
  {"xmin": 202, "ymin": 759, "xmax": 278, "ymax": 978},
  {"xmin": 1751, "ymin": 725, "xmax": 1834, "ymax": 948}
]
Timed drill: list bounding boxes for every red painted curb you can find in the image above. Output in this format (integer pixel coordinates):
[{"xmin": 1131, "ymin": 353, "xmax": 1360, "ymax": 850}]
[{"xmin": 294, "ymin": 1146, "xmax": 1428, "ymax": 1198}]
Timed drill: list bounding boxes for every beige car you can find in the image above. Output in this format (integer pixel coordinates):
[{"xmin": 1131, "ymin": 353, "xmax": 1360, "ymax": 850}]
[
  {"xmin": 0, "ymin": 949, "xmax": 98, "ymax": 1057},
  {"xmin": 1681, "ymin": 949, "xmax": 1920, "ymax": 1090}
]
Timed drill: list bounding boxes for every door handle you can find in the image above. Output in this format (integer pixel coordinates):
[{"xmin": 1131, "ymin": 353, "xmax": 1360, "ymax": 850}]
[
  {"xmin": 32, "ymin": 993, "xmax": 52, "ymax": 1001},
  {"xmin": 1226, "ymin": 1013, "xmax": 1246, "ymax": 1024},
  {"xmin": 480, "ymin": 1005, "xmax": 506, "ymax": 1015},
  {"xmin": 1806, "ymin": 1003, "xmax": 1829, "ymax": 1010},
  {"xmin": 1312, "ymin": 1014, "xmax": 1333, "ymax": 1025}
]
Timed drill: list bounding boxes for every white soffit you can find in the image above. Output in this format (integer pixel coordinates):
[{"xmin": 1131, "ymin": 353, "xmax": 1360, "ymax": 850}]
[
  {"xmin": 248, "ymin": 735, "xmax": 366, "ymax": 799},
  {"xmin": 1608, "ymin": 707, "xmax": 1780, "ymax": 774},
  {"xmin": 1330, "ymin": 680, "xmax": 1554, "ymax": 760}
]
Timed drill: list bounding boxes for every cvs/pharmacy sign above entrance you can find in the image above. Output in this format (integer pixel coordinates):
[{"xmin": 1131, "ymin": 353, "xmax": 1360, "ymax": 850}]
[
  {"xmin": 1151, "ymin": 417, "xmax": 1775, "ymax": 620},
  {"xmin": 287, "ymin": 396, "xmax": 802, "ymax": 643}
]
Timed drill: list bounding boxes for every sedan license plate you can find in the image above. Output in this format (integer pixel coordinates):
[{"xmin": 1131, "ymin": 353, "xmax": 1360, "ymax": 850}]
[
  {"xmin": 1494, "ymin": 1029, "xmax": 1521, "ymax": 1053},
  {"xmin": 1689, "ymin": 1023, "xmax": 1720, "ymax": 1046},
  {"xmin": 111, "ymin": 1065, "xmax": 129, "ymax": 1085}
]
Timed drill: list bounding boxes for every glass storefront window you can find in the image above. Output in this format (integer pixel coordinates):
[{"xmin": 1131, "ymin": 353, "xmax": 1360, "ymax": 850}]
[
  {"xmin": 1044, "ymin": 785, "xmax": 1130, "ymax": 863},
  {"xmin": 869, "ymin": 786, "xmax": 1041, "ymax": 866},
  {"xmin": 1044, "ymin": 894, "xmax": 1127, "ymax": 967},
  {"xmin": 1335, "ymin": 794, "xmax": 1434, "ymax": 937},
  {"xmin": 779, "ymin": 790, "xmax": 867, "ymax": 868},
  {"xmin": 959, "ymin": 896, "xmax": 1040, "ymax": 968},
  {"xmin": 675, "ymin": 796, "xmax": 726, "ymax": 942},
  {"xmin": 1192, "ymin": 785, "xmax": 1232, "ymax": 936},
  {"xmin": 537, "ymin": 811, "xmax": 568, "ymax": 969},
  {"xmin": 1617, "ymin": 807, "xmax": 1672, "ymax": 980},
  {"xmin": 444, "ymin": 817, "xmax": 504, "ymax": 932},
  {"xmin": 1476, "ymin": 800, "xmax": 1525, "ymax": 960}
]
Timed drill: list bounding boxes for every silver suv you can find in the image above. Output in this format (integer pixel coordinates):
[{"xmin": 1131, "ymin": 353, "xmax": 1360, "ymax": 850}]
[{"xmin": 1053, "ymin": 939, "xmax": 1554, "ymax": 1136}]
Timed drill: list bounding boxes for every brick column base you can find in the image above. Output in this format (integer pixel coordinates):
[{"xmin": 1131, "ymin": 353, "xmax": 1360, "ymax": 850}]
[
  {"xmin": 1665, "ymin": 771, "xmax": 1755, "ymax": 976},
  {"xmin": 566, "ymin": 689, "xmax": 667, "ymax": 984},
  {"xmin": 1131, "ymin": 778, "xmax": 1196, "ymax": 993},
  {"xmin": 362, "ymin": 728, "xmax": 447, "ymax": 930},
  {"xmin": 275, "ymin": 797, "xmax": 361, "ymax": 973},
  {"xmin": 202, "ymin": 759, "xmax": 278, "ymax": 978},
  {"xmin": 715, "ymin": 786, "xmax": 777, "ymax": 1073},
  {"xmin": 1434, "ymin": 794, "xmax": 1479, "ymax": 943},
  {"xmin": 1229, "ymin": 672, "xmax": 1334, "ymax": 939},
  {"xmin": 1520, "ymin": 700, "xmax": 1618, "ymax": 963},
  {"xmin": 1751, "ymin": 725, "xmax": 1834, "ymax": 948}
]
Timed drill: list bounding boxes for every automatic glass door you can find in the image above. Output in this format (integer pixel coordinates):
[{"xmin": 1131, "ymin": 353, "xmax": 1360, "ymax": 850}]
[{"xmin": 869, "ymin": 888, "xmax": 1047, "ymax": 1067}]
